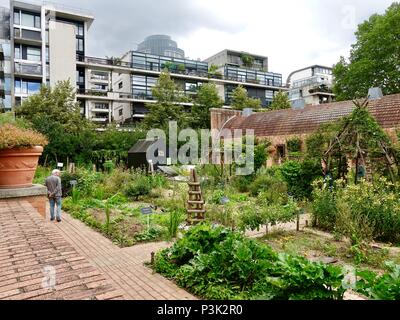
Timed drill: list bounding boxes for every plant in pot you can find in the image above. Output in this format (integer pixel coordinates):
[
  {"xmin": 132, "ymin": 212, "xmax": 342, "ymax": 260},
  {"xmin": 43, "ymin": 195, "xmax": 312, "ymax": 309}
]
[{"xmin": 0, "ymin": 124, "xmax": 48, "ymax": 189}]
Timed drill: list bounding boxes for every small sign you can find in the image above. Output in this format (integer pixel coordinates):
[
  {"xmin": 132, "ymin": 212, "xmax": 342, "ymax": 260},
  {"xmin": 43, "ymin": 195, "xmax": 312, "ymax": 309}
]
[
  {"xmin": 220, "ymin": 196, "xmax": 230, "ymax": 205},
  {"xmin": 70, "ymin": 180, "xmax": 78, "ymax": 187},
  {"xmin": 57, "ymin": 163, "xmax": 64, "ymax": 168},
  {"xmin": 141, "ymin": 207, "xmax": 153, "ymax": 215}
]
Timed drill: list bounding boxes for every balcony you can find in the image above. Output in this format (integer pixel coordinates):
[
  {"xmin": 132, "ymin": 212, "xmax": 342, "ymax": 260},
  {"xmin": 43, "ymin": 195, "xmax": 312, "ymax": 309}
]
[
  {"xmin": 77, "ymin": 89, "xmax": 108, "ymax": 97},
  {"xmin": 14, "ymin": 28, "xmax": 42, "ymax": 43},
  {"xmin": 14, "ymin": 62, "xmax": 42, "ymax": 77}
]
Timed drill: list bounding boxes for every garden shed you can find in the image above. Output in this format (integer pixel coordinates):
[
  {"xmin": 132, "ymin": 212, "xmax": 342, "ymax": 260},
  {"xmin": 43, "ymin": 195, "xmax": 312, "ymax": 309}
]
[{"xmin": 127, "ymin": 139, "xmax": 166, "ymax": 171}]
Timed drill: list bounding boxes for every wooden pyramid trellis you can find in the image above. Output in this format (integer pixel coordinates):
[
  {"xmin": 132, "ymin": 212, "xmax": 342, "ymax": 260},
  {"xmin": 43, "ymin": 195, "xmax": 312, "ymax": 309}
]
[
  {"xmin": 323, "ymin": 97, "xmax": 398, "ymax": 183},
  {"xmin": 187, "ymin": 169, "xmax": 206, "ymax": 225}
]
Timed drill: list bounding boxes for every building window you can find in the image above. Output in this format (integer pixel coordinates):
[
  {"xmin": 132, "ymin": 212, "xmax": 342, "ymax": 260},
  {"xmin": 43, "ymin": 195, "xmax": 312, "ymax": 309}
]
[
  {"xmin": 15, "ymin": 79, "xmax": 41, "ymax": 95},
  {"xmin": 76, "ymin": 38, "xmax": 84, "ymax": 52},
  {"xmin": 21, "ymin": 12, "xmax": 41, "ymax": 29},
  {"xmin": 14, "ymin": 46, "xmax": 20, "ymax": 59},
  {"xmin": 119, "ymin": 109, "xmax": 123, "ymax": 116},
  {"xmin": 77, "ymin": 24, "xmax": 84, "ymax": 36},
  {"xmin": 27, "ymin": 47, "xmax": 41, "ymax": 61},
  {"xmin": 118, "ymin": 82, "xmax": 123, "ymax": 89},
  {"xmin": 14, "ymin": 11, "xmax": 20, "ymax": 25}
]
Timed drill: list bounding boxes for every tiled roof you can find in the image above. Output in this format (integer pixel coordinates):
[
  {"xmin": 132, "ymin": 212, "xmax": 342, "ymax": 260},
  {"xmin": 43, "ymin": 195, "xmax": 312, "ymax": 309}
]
[{"xmin": 223, "ymin": 94, "xmax": 400, "ymax": 137}]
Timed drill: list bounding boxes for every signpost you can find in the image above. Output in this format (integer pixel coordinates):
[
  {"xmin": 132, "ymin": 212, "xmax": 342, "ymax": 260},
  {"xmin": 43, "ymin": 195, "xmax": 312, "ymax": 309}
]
[
  {"xmin": 70, "ymin": 180, "xmax": 77, "ymax": 188},
  {"xmin": 57, "ymin": 163, "xmax": 64, "ymax": 170},
  {"xmin": 141, "ymin": 207, "xmax": 153, "ymax": 230}
]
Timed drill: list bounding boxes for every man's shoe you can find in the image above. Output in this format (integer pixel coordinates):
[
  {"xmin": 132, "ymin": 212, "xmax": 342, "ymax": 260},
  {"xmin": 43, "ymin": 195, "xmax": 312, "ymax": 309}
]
[
  {"xmin": 50, "ymin": 218, "xmax": 55, "ymax": 221},
  {"xmin": 56, "ymin": 219, "xmax": 62, "ymax": 223}
]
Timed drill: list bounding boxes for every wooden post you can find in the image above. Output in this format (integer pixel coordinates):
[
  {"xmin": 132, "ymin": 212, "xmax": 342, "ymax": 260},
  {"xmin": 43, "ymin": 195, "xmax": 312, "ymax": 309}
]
[
  {"xmin": 151, "ymin": 252, "xmax": 155, "ymax": 265},
  {"xmin": 296, "ymin": 210, "xmax": 300, "ymax": 232}
]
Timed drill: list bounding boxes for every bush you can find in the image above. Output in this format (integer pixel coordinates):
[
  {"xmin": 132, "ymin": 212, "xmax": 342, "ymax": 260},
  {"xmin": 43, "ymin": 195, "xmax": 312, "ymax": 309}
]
[
  {"xmin": 280, "ymin": 160, "xmax": 322, "ymax": 199},
  {"xmin": 311, "ymin": 178, "xmax": 400, "ymax": 244},
  {"xmin": 249, "ymin": 173, "xmax": 287, "ymax": 199},
  {"xmin": 124, "ymin": 176, "xmax": 151, "ymax": 200},
  {"xmin": 239, "ymin": 197, "xmax": 298, "ymax": 232},
  {"xmin": 311, "ymin": 181, "xmax": 338, "ymax": 230},
  {"xmin": 154, "ymin": 224, "xmax": 346, "ymax": 300}
]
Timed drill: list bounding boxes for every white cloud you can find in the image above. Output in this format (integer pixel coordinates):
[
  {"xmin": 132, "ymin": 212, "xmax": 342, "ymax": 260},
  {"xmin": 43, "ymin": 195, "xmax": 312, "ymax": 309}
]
[{"xmin": 0, "ymin": 0, "xmax": 395, "ymax": 79}]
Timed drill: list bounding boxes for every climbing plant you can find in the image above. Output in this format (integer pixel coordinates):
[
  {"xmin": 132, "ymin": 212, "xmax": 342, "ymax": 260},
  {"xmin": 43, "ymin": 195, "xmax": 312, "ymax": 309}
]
[{"xmin": 323, "ymin": 98, "xmax": 398, "ymax": 183}]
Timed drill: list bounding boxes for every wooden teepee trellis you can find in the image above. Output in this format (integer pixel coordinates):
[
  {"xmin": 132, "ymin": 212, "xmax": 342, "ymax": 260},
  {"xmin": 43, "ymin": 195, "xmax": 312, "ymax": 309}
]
[
  {"xmin": 186, "ymin": 169, "xmax": 206, "ymax": 225},
  {"xmin": 323, "ymin": 98, "xmax": 398, "ymax": 183}
]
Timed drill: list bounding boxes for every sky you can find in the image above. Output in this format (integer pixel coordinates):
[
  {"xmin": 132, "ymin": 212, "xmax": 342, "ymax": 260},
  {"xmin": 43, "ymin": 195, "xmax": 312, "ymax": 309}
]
[{"xmin": 0, "ymin": 0, "xmax": 395, "ymax": 80}]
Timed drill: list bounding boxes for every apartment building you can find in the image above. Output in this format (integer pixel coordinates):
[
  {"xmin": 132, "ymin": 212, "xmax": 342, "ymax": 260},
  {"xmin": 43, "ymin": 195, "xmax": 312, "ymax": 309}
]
[
  {"xmin": 0, "ymin": 0, "xmax": 115, "ymax": 124},
  {"xmin": 204, "ymin": 49, "xmax": 282, "ymax": 108},
  {"xmin": 287, "ymin": 65, "xmax": 335, "ymax": 108},
  {"xmin": 1, "ymin": 1, "xmax": 286, "ymax": 125},
  {"xmin": 108, "ymin": 49, "xmax": 285, "ymax": 124}
]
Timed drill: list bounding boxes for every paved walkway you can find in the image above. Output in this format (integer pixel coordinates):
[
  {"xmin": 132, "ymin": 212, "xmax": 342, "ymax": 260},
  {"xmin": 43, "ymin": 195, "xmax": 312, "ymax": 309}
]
[
  {"xmin": 51, "ymin": 209, "xmax": 195, "ymax": 300},
  {"xmin": 0, "ymin": 200, "xmax": 122, "ymax": 300}
]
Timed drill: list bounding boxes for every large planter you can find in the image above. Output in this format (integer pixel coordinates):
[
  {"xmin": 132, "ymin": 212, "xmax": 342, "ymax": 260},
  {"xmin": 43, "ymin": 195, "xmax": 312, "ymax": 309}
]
[{"xmin": 0, "ymin": 146, "xmax": 43, "ymax": 189}]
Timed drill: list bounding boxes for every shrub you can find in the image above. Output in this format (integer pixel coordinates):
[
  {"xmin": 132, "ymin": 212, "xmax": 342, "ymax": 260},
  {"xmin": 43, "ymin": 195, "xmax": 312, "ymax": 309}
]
[
  {"xmin": 311, "ymin": 178, "xmax": 400, "ymax": 244},
  {"xmin": 280, "ymin": 160, "xmax": 322, "ymax": 199},
  {"xmin": 311, "ymin": 181, "xmax": 338, "ymax": 230},
  {"xmin": 0, "ymin": 124, "xmax": 48, "ymax": 149},
  {"xmin": 249, "ymin": 173, "xmax": 287, "ymax": 199},
  {"xmin": 239, "ymin": 197, "xmax": 298, "ymax": 233},
  {"xmin": 124, "ymin": 176, "xmax": 151, "ymax": 200}
]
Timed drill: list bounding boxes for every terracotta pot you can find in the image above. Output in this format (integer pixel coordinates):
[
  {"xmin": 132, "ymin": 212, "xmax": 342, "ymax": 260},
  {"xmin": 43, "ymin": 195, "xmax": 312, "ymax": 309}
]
[{"xmin": 0, "ymin": 146, "xmax": 43, "ymax": 189}]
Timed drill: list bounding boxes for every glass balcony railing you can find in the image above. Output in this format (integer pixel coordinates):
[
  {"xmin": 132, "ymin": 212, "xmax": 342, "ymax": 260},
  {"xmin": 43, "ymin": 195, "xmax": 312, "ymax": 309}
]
[{"xmin": 14, "ymin": 62, "xmax": 42, "ymax": 76}]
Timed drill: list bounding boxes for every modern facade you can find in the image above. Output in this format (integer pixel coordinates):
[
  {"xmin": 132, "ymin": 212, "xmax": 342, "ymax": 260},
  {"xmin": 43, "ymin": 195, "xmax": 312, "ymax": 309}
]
[
  {"xmin": 137, "ymin": 35, "xmax": 185, "ymax": 59},
  {"xmin": 1, "ymin": 1, "xmax": 287, "ymax": 126},
  {"xmin": 107, "ymin": 49, "xmax": 285, "ymax": 124},
  {"xmin": 0, "ymin": 0, "xmax": 119, "ymax": 124},
  {"xmin": 204, "ymin": 49, "xmax": 282, "ymax": 108},
  {"xmin": 287, "ymin": 65, "xmax": 335, "ymax": 108}
]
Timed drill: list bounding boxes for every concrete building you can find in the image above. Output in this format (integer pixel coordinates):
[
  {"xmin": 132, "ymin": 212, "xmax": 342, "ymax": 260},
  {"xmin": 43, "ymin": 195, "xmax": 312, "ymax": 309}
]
[
  {"xmin": 1, "ymin": 1, "xmax": 286, "ymax": 125},
  {"xmin": 204, "ymin": 49, "xmax": 282, "ymax": 108},
  {"xmin": 0, "ymin": 0, "xmax": 117, "ymax": 124},
  {"xmin": 109, "ymin": 50, "xmax": 285, "ymax": 124},
  {"xmin": 137, "ymin": 35, "xmax": 185, "ymax": 59},
  {"xmin": 287, "ymin": 65, "xmax": 335, "ymax": 108}
]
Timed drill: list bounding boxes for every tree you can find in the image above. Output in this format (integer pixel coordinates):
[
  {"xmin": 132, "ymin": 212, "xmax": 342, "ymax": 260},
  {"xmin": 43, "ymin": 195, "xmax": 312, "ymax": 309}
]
[
  {"xmin": 143, "ymin": 70, "xmax": 188, "ymax": 130},
  {"xmin": 270, "ymin": 91, "xmax": 291, "ymax": 110},
  {"xmin": 240, "ymin": 53, "xmax": 254, "ymax": 68},
  {"xmin": 190, "ymin": 83, "xmax": 224, "ymax": 129},
  {"xmin": 231, "ymin": 85, "xmax": 261, "ymax": 110},
  {"xmin": 16, "ymin": 80, "xmax": 97, "ymax": 164},
  {"xmin": 332, "ymin": 3, "xmax": 400, "ymax": 101}
]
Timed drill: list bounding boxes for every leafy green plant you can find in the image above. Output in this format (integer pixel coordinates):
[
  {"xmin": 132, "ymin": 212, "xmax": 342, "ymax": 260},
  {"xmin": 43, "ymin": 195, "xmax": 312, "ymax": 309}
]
[
  {"xmin": 356, "ymin": 262, "xmax": 400, "ymax": 300},
  {"xmin": 167, "ymin": 210, "xmax": 184, "ymax": 240},
  {"xmin": 71, "ymin": 187, "xmax": 81, "ymax": 205},
  {"xmin": 124, "ymin": 176, "xmax": 151, "ymax": 200},
  {"xmin": 154, "ymin": 224, "xmax": 346, "ymax": 300}
]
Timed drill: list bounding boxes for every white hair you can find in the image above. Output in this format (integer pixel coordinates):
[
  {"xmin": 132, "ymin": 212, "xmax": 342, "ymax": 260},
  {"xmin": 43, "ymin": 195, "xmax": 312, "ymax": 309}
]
[{"xmin": 52, "ymin": 169, "xmax": 61, "ymax": 176}]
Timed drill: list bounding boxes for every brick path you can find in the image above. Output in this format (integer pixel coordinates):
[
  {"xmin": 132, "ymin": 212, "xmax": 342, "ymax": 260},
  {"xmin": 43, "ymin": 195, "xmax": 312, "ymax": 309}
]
[
  {"xmin": 0, "ymin": 200, "xmax": 122, "ymax": 300},
  {"xmin": 51, "ymin": 208, "xmax": 195, "ymax": 300}
]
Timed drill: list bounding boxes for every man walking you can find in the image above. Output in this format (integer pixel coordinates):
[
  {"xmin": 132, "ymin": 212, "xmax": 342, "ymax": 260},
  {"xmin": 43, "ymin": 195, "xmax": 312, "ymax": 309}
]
[{"xmin": 45, "ymin": 169, "xmax": 63, "ymax": 222}]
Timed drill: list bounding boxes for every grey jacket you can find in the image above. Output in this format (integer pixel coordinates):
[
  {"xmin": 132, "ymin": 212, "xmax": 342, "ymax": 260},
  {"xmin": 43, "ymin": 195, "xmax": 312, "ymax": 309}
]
[{"xmin": 45, "ymin": 175, "xmax": 62, "ymax": 199}]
